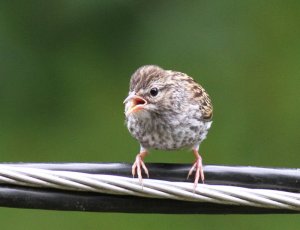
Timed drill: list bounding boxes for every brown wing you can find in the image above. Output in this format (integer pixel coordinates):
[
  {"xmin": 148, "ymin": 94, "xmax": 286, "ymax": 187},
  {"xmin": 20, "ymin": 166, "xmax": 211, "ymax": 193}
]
[
  {"xmin": 183, "ymin": 75, "xmax": 213, "ymax": 121},
  {"xmin": 200, "ymin": 91, "xmax": 213, "ymax": 120}
]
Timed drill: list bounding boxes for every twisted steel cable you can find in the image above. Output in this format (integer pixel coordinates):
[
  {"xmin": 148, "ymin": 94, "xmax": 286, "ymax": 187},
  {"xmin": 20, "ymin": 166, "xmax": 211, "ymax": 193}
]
[{"xmin": 0, "ymin": 163, "xmax": 299, "ymax": 214}]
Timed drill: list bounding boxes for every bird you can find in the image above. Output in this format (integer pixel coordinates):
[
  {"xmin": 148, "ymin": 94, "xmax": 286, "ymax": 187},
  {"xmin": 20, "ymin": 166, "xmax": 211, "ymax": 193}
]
[{"xmin": 123, "ymin": 65, "xmax": 213, "ymax": 189}]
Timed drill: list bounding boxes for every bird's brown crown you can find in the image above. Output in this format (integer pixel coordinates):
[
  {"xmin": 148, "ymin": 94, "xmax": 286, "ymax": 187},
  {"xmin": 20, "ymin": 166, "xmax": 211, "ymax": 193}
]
[{"xmin": 129, "ymin": 65, "xmax": 164, "ymax": 92}]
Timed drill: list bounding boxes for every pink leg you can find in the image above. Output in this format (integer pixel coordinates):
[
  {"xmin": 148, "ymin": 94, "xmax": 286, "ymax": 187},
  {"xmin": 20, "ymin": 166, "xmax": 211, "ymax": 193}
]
[
  {"xmin": 187, "ymin": 149, "xmax": 205, "ymax": 190},
  {"xmin": 132, "ymin": 151, "xmax": 149, "ymax": 184}
]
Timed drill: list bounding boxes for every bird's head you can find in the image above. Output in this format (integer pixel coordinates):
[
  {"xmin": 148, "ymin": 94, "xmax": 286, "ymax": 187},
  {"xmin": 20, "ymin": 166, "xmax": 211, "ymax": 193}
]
[{"xmin": 124, "ymin": 65, "xmax": 174, "ymax": 117}]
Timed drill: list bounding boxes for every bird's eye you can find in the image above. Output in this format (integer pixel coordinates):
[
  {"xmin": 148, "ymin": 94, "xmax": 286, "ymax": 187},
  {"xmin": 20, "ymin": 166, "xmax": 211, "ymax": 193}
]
[{"xmin": 150, "ymin": 87, "xmax": 159, "ymax": 97}]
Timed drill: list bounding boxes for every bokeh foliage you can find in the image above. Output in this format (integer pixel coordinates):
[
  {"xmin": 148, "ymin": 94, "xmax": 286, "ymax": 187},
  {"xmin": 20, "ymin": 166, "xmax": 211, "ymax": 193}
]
[{"xmin": 1, "ymin": 1, "xmax": 300, "ymax": 229}]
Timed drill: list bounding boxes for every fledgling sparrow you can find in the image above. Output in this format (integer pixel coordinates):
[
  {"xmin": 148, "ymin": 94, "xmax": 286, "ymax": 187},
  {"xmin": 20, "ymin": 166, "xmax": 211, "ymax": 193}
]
[{"xmin": 124, "ymin": 65, "xmax": 213, "ymax": 189}]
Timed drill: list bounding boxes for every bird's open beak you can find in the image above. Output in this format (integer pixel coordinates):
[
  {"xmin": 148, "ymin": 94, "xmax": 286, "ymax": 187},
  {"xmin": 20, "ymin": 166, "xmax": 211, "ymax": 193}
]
[{"xmin": 123, "ymin": 93, "xmax": 147, "ymax": 116}]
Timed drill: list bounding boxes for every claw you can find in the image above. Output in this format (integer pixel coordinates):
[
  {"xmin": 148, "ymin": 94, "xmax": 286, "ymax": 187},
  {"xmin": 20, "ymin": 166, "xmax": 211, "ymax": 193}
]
[
  {"xmin": 132, "ymin": 151, "xmax": 149, "ymax": 184},
  {"xmin": 187, "ymin": 149, "xmax": 205, "ymax": 191}
]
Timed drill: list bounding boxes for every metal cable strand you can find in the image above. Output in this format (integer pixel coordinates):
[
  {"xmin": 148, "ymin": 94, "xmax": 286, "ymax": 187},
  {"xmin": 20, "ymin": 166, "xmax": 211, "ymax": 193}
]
[{"xmin": 0, "ymin": 165, "xmax": 300, "ymax": 211}]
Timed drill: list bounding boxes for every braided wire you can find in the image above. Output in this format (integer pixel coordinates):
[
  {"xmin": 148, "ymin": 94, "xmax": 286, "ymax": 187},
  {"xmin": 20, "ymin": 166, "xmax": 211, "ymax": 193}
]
[{"xmin": 0, "ymin": 165, "xmax": 300, "ymax": 211}]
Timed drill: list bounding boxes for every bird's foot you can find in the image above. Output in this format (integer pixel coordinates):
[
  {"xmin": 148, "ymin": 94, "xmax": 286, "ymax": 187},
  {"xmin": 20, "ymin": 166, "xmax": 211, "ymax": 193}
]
[
  {"xmin": 132, "ymin": 151, "xmax": 149, "ymax": 184},
  {"xmin": 187, "ymin": 150, "xmax": 205, "ymax": 191}
]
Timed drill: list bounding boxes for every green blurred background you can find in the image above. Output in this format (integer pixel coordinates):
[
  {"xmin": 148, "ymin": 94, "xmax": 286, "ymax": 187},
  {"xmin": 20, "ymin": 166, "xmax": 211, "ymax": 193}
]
[{"xmin": 1, "ymin": 0, "xmax": 300, "ymax": 229}]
